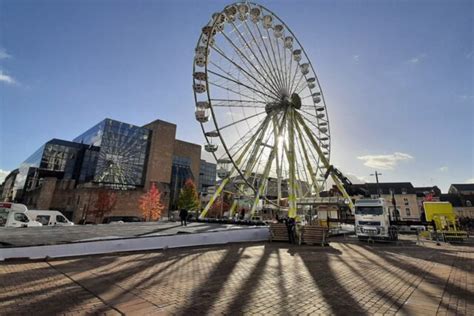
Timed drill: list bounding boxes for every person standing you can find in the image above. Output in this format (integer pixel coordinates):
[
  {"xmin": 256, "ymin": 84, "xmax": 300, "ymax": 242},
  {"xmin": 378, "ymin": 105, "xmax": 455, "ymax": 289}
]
[
  {"xmin": 179, "ymin": 208, "xmax": 188, "ymax": 227},
  {"xmin": 286, "ymin": 217, "xmax": 296, "ymax": 244}
]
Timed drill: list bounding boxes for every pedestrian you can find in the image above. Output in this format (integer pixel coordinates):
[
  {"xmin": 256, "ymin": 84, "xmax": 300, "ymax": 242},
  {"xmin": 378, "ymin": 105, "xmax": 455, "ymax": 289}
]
[
  {"xmin": 286, "ymin": 217, "xmax": 296, "ymax": 244},
  {"xmin": 179, "ymin": 208, "xmax": 188, "ymax": 227}
]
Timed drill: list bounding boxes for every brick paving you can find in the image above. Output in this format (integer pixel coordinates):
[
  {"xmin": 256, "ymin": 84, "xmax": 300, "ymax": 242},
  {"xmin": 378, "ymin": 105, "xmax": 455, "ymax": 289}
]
[{"xmin": 0, "ymin": 237, "xmax": 472, "ymax": 315}]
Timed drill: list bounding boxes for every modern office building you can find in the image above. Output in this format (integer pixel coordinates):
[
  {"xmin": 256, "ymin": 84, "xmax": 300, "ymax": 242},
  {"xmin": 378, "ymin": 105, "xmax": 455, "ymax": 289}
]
[
  {"xmin": 199, "ymin": 159, "xmax": 216, "ymax": 194},
  {"xmin": 4, "ymin": 118, "xmax": 214, "ymax": 222}
]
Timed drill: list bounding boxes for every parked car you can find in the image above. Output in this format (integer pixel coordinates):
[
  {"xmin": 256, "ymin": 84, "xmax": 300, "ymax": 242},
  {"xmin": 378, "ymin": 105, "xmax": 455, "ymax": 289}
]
[
  {"xmin": 102, "ymin": 216, "xmax": 144, "ymax": 224},
  {"xmin": 27, "ymin": 210, "xmax": 74, "ymax": 226},
  {"xmin": 0, "ymin": 202, "xmax": 43, "ymax": 228}
]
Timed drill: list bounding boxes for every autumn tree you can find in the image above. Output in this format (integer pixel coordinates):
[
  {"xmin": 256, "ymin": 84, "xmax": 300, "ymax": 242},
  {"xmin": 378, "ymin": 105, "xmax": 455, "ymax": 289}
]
[
  {"xmin": 208, "ymin": 197, "xmax": 230, "ymax": 218},
  {"xmin": 90, "ymin": 189, "xmax": 117, "ymax": 223},
  {"xmin": 208, "ymin": 192, "xmax": 233, "ymax": 218},
  {"xmin": 177, "ymin": 179, "xmax": 200, "ymax": 212},
  {"xmin": 139, "ymin": 182, "xmax": 164, "ymax": 221}
]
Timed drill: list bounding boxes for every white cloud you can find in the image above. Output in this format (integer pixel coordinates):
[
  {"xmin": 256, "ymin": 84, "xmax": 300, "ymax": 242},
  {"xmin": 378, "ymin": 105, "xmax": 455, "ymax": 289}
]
[
  {"xmin": 407, "ymin": 53, "xmax": 427, "ymax": 64},
  {"xmin": 438, "ymin": 166, "xmax": 448, "ymax": 172},
  {"xmin": 466, "ymin": 178, "xmax": 474, "ymax": 184},
  {"xmin": 0, "ymin": 48, "xmax": 11, "ymax": 60},
  {"xmin": 0, "ymin": 169, "xmax": 10, "ymax": 184},
  {"xmin": 357, "ymin": 152, "xmax": 414, "ymax": 170},
  {"xmin": 352, "ymin": 55, "xmax": 360, "ymax": 64},
  {"xmin": 0, "ymin": 70, "xmax": 16, "ymax": 85}
]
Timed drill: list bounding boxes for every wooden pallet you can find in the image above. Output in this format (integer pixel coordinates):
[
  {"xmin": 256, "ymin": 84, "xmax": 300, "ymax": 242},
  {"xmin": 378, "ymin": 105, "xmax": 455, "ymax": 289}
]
[
  {"xmin": 269, "ymin": 223, "xmax": 289, "ymax": 242},
  {"xmin": 300, "ymin": 225, "xmax": 328, "ymax": 246}
]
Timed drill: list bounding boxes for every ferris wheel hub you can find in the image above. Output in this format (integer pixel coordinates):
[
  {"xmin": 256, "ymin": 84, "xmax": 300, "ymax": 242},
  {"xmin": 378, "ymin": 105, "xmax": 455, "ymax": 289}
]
[{"xmin": 264, "ymin": 92, "xmax": 302, "ymax": 114}]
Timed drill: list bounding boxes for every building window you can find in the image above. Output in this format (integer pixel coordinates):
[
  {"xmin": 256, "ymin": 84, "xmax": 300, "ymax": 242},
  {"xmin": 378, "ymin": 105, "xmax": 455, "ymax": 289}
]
[
  {"xmin": 402, "ymin": 188, "xmax": 407, "ymax": 194},
  {"xmin": 466, "ymin": 200, "xmax": 472, "ymax": 207},
  {"xmin": 404, "ymin": 198, "xmax": 409, "ymax": 206},
  {"xmin": 405, "ymin": 208, "xmax": 411, "ymax": 216}
]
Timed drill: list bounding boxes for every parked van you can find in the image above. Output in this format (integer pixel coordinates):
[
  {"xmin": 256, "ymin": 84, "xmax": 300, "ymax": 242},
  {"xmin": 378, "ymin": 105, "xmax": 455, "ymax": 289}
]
[
  {"xmin": 0, "ymin": 202, "xmax": 43, "ymax": 228},
  {"xmin": 27, "ymin": 210, "xmax": 74, "ymax": 226}
]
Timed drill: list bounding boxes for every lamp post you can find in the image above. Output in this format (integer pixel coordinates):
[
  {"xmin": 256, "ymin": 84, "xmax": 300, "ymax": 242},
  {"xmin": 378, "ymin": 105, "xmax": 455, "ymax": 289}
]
[{"xmin": 370, "ymin": 171, "xmax": 382, "ymax": 197}]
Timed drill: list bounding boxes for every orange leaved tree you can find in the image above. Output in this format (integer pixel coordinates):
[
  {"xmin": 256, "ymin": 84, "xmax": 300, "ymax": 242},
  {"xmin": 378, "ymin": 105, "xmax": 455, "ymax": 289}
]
[{"xmin": 139, "ymin": 182, "xmax": 164, "ymax": 221}]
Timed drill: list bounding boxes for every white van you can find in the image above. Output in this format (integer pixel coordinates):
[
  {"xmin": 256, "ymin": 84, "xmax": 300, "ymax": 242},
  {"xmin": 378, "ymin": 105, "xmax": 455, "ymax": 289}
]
[
  {"xmin": 27, "ymin": 210, "xmax": 74, "ymax": 226},
  {"xmin": 0, "ymin": 202, "xmax": 43, "ymax": 228}
]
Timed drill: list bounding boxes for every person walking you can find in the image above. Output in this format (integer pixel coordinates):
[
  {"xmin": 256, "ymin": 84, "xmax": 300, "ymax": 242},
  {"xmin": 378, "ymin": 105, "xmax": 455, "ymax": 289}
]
[{"xmin": 179, "ymin": 208, "xmax": 188, "ymax": 227}]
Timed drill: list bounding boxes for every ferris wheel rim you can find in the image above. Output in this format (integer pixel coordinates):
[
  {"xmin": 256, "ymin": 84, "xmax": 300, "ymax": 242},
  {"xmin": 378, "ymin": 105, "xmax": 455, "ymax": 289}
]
[{"xmin": 193, "ymin": 1, "xmax": 332, "ymax": 202}]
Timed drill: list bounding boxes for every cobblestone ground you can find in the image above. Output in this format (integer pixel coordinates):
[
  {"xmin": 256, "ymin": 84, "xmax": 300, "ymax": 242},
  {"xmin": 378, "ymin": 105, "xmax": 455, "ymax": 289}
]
[{"xmin": 0, "ymin": 237, "xmax": 472, "ymax": 315}]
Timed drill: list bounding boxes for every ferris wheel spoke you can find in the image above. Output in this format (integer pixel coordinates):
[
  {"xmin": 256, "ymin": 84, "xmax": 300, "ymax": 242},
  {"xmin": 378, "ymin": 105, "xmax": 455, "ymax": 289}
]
[
  {"xmin": 210, "ymin": 44, "xmax": 279, "ymax": 101},
  {"xmin": 265, "ymin": 28, "xmax": 286, "ymax": 93},
  {"xmin": 228, "ymin": 20, "xmax": 282, "ymax": 97},
  {"xmin": 254, "ymin": 24, "xmax": 285, "ymax": 91},
  {"xmin": 210, "ymin": 110, "xmax": 266, "ymax": 134},
  {"xmin": 210, "ymin": 53, "xmax": 278, "ymax": 101},
  {"xmin": 273, "ymin": 30, "xmax": 288, "ymax": 93},
  {"xmin": 210, "ymin": 98, "xmax": 266, "ymax": 104},
  {"xmin": 290, "ymin": 70, "xmax": 306, "ymax": 96},
  {"xmin": 299, "ymin": 112, "xmax": 330, "ymax": 137},
  {"xmin": 208, "ymin": 69, "xmax": 276, "ymax": 100},
  {"xmin": 218, "ymin": 31, "xmax": 281, "ymax": 100},
  {"xmin": 243, "ymin": 20, "xmax": 284, "ymax": 95},
  {"xmin": 212, "ymin": 103, "xmax": 264, "ymax": 109},
  {"xmin": 208, "ymin": 81, "xmax": 266, "ymax": 103}
]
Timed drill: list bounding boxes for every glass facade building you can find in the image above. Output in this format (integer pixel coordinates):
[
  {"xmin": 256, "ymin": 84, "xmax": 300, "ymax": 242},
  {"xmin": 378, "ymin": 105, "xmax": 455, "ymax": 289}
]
[
  {"xmin": 199, "ymin": 160, "xmax": 216, "ymax": 193},
  {"xmin": 170, "ymin": 156, "xmax": 194, "ymax": 209},
  {"xmin": 74, "ymin": 118, "xmax": 150, "ymax": 188},
  {"xmin": 14, "ymin": 139, "xmax": 99, "ymax": 198},
  {"xmin": 13, "ymin": 119, "xmax": 151, "ymax": 198}
]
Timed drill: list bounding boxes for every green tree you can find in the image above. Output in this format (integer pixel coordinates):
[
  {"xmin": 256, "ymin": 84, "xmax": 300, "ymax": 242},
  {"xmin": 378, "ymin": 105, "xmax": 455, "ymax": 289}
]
[{"xmin": 177, "ymin": 179, "xmax": 200, "ymax": 211}]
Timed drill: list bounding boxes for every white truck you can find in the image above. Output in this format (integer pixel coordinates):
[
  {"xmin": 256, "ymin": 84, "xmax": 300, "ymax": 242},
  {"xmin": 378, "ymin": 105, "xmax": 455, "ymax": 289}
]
[
  {"xmin": 354, "ymin": 198, "xmax": 398, "ymax": 241},
  {"xmin": 0, "ymin": 202, "xmax": 43, "ymax": 228}
]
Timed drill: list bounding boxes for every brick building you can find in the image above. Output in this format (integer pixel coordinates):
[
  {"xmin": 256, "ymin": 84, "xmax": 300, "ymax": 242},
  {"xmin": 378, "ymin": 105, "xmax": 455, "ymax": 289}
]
[{"xmin": 1, "ymin": 118, "xmax": 212, "ymax": 222}]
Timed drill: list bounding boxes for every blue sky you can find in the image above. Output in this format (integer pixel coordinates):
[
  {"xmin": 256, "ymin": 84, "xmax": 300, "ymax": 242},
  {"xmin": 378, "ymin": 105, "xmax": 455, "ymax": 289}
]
[{"xmin": 0, "ymin": 0, "xmax": 472, "ymax": 192}]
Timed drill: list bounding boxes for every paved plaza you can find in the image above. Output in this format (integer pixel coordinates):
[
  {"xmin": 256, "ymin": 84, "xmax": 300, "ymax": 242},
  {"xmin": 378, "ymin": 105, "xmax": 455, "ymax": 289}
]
[{"xmin": 0, "ymin": 236, "xmax": 472, "ymax": 315}]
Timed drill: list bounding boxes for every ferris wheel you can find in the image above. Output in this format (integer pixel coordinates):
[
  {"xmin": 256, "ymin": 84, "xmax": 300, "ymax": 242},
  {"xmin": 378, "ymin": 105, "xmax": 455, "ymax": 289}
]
[{"xmin": 193, "ymin": 2, "xmax": 334, "ymax": 218}]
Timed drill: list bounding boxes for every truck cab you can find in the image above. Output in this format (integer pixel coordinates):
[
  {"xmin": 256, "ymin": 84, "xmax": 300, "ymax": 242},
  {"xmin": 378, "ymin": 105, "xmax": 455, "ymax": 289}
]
[{"xmin": 354, "ymin": 198, "xmax": 397, "ymax": 241}]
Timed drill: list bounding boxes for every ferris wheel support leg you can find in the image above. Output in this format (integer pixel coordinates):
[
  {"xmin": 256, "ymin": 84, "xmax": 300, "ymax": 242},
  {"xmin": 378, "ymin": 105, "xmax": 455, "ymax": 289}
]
[
  {"xmin": 294, "ymin": 112, "xmax": 355, "ymax": 211},
  {"xmin": 250, "ymin": 115, "xmax": 283, "ymax": 217},
  {"xmin": 229, "ymin": 200, "xmax": 238, "ymax": 218},
  {"xmin": 199, "ymin": 178, "xmax": 229, "ymax": 219},
  {"xmin": 287, "ymin": 109, "xmax": 298, "ymax": 218}
]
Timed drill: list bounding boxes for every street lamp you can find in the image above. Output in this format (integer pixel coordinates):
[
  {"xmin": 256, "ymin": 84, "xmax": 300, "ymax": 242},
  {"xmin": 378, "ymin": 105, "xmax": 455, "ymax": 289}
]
[{"xmin": 370, "ymin": 171, "xmax": 382, "ymax": 197}]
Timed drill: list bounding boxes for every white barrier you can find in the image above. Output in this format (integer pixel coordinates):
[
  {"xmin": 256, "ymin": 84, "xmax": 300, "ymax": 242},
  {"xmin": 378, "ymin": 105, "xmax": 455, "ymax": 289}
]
[{"xmin": 0, "ymin": 226, "xmax": 270, "ymax": 261}]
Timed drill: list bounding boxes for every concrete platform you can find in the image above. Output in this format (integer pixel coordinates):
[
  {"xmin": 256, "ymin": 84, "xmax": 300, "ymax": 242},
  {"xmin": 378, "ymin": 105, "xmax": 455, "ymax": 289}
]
[
  {"xmin": 0, "ymin": 222, "xmax": 270, "ymax": 261},
  {"xmin": 0, "ymin": 221, "xmax": 253, "ymax": 247}
]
